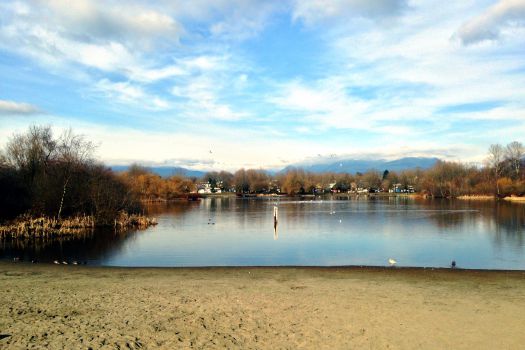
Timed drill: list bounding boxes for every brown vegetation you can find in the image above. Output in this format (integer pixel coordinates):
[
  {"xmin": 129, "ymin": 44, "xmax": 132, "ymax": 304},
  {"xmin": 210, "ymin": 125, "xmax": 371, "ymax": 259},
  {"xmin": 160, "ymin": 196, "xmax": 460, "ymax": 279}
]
[
  {"xmin": 0, "ymin": 126, "xmax": 150, "ymax": 234},
  {"xmin": 118, "ymin": 164, "xmax": 195, "ymax": 201},
  {"xmin": 0, "ymin": 215, "xmax": 95, "ymax": 239},
  {"xmin": 0, "ymin": 212, "xmax": 157, "ymax": 239},
  {"xmin": 117, "ymin": 142, "xmax": 524, "ymax": 199}
]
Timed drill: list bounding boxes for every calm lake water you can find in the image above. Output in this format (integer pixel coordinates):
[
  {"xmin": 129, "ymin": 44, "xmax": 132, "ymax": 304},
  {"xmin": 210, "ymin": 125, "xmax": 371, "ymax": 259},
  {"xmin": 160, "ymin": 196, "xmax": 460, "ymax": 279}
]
[{"xmin": 1, "ymin": 197, "xmax": 525, "ymax": 269}]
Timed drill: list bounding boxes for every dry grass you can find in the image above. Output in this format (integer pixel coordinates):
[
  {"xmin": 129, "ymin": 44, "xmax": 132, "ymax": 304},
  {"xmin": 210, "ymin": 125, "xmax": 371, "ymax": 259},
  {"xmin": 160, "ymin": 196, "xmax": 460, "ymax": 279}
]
[
  {"xmin": 503, "ymin": 196, "xmax": 525, "ymax": 202},
  {"xmin": 0, "ymin": 212, "xmax": 157, "ymax": 239},
  {"xmin": 114, "ymin": 211, "xmax": 158, "ymax": 229},
  {"xmin": 457, "ymin": 195, "xmax": 495, "ymax": 200}
]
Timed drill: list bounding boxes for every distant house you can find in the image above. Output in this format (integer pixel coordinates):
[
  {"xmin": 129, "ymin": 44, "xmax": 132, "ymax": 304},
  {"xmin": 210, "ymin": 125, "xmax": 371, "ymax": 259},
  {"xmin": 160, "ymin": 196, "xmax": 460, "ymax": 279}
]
[
  {"xmin": 389, "ymin": 183, "xmax": 415, "ymax": 193},
  {"xmin": 197, "ymin": 181, "xmax": 224, "ymax": 194},
  {"xmin": 329, "ymin": 182, "xmax": 339, "ymax": 193},
  {"xmin": 197, "ymin": 182, "xmax": 212, "ymax": 194},
  {"xmin": 268, "ymin": 180, "xmax": 281, "ymax": 194}
]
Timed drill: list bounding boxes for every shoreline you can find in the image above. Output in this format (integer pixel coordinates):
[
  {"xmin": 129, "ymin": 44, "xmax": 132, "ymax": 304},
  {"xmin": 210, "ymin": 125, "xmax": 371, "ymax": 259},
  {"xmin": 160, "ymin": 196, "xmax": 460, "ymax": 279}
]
[
  {"xmin": 457, "ymin": 194, "xmax": 495, "ymax": 200},
  {"xmin": 3, "ymin": 261, "xmax": 525, "ymax": 273},
  {"xmin": 2, "ymin": 263, "xmax": 525, "ymax": 349},
  {"xmin": 503, "ymin": 196, "xmax": 525, "ymax": 202}
]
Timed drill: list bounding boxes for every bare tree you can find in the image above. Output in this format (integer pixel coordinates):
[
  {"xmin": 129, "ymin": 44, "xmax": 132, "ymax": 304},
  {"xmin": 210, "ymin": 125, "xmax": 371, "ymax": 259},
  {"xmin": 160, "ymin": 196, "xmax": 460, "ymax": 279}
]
[
  {"xmin": 56, "ymin": 128, "xmax": 95, "ymax": 218},
  {"xmin": 233, "ymin": 168, "xmax": 249, "ymax": 193},
  {"xmin": 486, "ymin": 144, "xmax": 505, "ymax": 195},
  {"xmin": 505, "ymin": 141, "xmax": 524, "ymax": 179},
  {"xmin": 4, "ymin": 125, "xmax": 56, "ymax": 179}
]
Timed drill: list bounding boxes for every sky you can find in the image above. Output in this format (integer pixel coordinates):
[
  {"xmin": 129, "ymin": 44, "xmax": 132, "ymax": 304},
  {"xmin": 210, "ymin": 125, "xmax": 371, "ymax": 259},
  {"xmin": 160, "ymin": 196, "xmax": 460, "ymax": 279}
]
[{"xmin": 0, "ymin": 0, "xmax": 524, "ymax": 171}]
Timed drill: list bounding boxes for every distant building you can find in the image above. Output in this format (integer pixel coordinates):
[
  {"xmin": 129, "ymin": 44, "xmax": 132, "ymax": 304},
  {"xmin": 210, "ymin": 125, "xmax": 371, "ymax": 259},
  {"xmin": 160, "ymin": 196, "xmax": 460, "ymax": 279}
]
[
  {"xmin": 197, "ymin": 181, "xmax": 224, "ymax": 194},
  {"xmin": 197, "ymin": 182, "xmax": 212, "ymax": 194},
  {"xmin": 389, "ymin": 183, "xmax": 415, "ymax": 193}
]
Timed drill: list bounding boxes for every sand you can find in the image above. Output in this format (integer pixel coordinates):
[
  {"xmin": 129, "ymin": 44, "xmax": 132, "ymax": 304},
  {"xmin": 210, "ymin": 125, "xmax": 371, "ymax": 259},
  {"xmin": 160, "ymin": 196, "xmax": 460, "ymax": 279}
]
[{"xmin": 1, "ymin": 263, "xmax": 525, "ymax": 349}]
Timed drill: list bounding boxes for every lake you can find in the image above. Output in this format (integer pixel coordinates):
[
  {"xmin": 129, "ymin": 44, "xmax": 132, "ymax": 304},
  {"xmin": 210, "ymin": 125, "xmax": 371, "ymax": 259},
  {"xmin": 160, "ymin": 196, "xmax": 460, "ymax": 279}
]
[{"xmin": 1, "ymin": 196, "xmax": 525, "ymax": 269}]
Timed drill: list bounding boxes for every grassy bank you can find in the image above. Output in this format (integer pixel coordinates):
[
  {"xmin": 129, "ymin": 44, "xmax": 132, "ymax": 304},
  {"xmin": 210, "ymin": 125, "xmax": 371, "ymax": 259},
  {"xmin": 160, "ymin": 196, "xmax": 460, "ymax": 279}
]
[
  {"xmin": 1, "ymin": 263, "xmax": 525, "ymax": 349},
  {"xmin": 503, "ymin": 196, "xmax": 525, "ymax": 202},
  {"xmin": 0, "ymin": 212, "xmax": 157, "ymax": 239},
  {"xmin": 457, "ymin": 195, "xmax": 495, "ymax": 200}
]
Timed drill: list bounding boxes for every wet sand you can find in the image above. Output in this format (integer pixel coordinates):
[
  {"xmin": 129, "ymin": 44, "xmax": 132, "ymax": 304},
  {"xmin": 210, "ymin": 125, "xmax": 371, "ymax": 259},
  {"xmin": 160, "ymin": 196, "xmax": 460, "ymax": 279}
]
[{"xmin": 1, "ymin": 263, "xmax": 525, "ymax": 349}]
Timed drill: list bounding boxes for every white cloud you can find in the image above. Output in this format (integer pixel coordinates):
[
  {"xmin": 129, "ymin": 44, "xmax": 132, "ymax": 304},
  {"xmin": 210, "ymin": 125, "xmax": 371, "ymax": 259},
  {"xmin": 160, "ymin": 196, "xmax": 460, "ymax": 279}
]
[
  {"xmin": 456, "ymin": 0, "xmax": 525, "ymax": 45},
  {"xmin": 291, "ymin": 0, "xmax": 408, "ymax": 24},
  {"xmin": 162, "ymin": 0, "xmax": 283, "ymax": 40},
  {"xmin": 0, "ymin": 1, "xmax": 184, "ymax": 82},
  {"xmin": 271, "ymin": 80, "xmax": 371, "ymax": 129},
  {"xmin": 321, "ymin": 1, "xmax": 525, "ymax": 122},
  {"xmin": 93, "ymin": 79, "xmax": 170, "ymax": 111},
  {"xmin": 171, "ymin": 76, "xmax": 248, "ymax": 121},
  {"xmin": 0, "ymin": 100, "xmax": 40, "ymax": 115},
  {"xmin": 38, "ymin": 0, "xmax": 182, "ymax": 48}
]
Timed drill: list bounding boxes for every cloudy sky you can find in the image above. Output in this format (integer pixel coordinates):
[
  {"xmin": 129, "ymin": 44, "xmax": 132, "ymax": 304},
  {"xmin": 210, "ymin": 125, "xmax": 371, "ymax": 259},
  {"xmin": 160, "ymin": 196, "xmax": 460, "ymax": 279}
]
[{"xmin": 0, "ymin": 0, "xmax": 524, "ymax": 170}]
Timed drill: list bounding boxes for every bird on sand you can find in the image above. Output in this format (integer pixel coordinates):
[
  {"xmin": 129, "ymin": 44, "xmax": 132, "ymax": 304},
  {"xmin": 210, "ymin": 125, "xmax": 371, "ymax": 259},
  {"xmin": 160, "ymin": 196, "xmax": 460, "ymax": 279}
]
[
  {"xmin": 53, "ymin": 260, "xmax": 60, "ymax": 265},
  {"xmin": 388, "ymin": 258, "xmax": 397, "ymax": 267},
  {"xmin": 451, "ymin": 260, "xmax": 456, "ymax": 268}
]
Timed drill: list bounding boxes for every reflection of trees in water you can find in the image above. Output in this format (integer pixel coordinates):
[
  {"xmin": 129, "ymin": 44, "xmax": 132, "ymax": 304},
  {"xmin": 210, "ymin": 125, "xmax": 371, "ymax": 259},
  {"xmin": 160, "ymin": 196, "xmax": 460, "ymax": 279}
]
[
  {"xmin": 0, "ymin": 228, "xmax": 142, "ymax": 263},
  {"xmin": 3, "ymin": 197, "xmax": 524, "ymax": 263},
  {"xmin": 144, "ymin": 201, "xmax": 200, "ymax": 216},
  {"xmin": 421, "ymin": 199, "xmax": 478, "ymax": 229},
  {"xmin": 231, "ymin": 198, "xmax": 274, "ymax": 229},
  {"xmin": 423, "ymin": 199, "xmax": 525, "ymax": 249},
  {"xmin": 492, "ymin": 202, "xmax": 525, "ymax": 249}
]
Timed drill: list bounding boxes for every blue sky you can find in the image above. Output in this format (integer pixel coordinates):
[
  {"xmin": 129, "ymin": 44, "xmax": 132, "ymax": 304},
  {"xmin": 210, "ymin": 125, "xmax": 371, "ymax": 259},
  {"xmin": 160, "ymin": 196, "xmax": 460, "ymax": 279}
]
[{"xmin": 0, "ymin": 0, "xmax": 524, "ymax": 170}]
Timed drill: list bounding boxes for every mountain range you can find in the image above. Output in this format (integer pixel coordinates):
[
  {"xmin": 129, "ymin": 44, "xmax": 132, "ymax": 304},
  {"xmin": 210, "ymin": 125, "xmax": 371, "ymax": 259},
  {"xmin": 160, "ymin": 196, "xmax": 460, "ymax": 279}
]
[
  {"xmin": 110, "ymin": 165, "xmax": 206, "ymax": 178},
  {"xmin": 282, "ymin": 157, "xmax": 440, "ymax": 174},
  {"xmin": 110, "ymin": 157, "xmax": 439, "ymax": 178}
]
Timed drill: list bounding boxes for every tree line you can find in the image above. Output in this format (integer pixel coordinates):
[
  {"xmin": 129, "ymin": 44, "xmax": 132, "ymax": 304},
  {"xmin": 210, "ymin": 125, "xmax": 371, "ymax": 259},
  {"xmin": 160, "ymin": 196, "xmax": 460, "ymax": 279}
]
[
  {"xmin": 96, "ymin": 143, "xmax": 525, "ymax": 200},
  {"xmin": 197, "ymin": 143, "xmax": 524, "ymax": 197},
  {"xmin": 1, "ymin": 126, "xmax": 523, "ymax": 224},
  {"xmin": 0, "ymin": 126, "xmax": 140, "ymax": 223}
]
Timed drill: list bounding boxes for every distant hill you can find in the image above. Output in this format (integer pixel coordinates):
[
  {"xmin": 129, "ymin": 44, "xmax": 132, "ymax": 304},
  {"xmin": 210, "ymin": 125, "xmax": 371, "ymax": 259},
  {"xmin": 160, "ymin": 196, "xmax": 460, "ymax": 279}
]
[
  {"xmin": 281, "ymin": 157, "xmax": 439, "ymax": 174},
  {"xmin": 109, "ymin": 157, "xmax": 439, "ymax": 178},
  {"xmin": 110, "ymin": 165, "xmax": 205, "ymax": 178}
]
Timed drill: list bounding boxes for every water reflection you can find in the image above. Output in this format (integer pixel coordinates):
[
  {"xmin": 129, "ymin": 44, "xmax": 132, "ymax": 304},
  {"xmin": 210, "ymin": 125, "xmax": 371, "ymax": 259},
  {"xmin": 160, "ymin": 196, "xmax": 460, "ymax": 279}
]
[
  {"xmin": 0, "ymin": 228, "xmax": 143, "ymax": 264},
  {"xmin": 1, "ymin": 197, "xmax": 524, "ymax": 269}
]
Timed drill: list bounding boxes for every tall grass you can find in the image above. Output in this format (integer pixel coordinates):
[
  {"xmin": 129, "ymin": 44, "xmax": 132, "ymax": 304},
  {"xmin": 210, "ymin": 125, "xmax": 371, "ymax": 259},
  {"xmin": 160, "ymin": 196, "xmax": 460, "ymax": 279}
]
[{"xmin": 0, "ymin": 212, "xmax": 157, "ymax": 239}]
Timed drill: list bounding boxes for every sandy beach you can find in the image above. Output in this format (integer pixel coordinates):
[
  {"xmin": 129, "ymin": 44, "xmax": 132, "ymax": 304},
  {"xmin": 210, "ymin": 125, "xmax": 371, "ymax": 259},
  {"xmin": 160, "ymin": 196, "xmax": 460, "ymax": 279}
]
[{"xmin": 1, "ymin": 263, "xmax": 525, "ymax": 349}]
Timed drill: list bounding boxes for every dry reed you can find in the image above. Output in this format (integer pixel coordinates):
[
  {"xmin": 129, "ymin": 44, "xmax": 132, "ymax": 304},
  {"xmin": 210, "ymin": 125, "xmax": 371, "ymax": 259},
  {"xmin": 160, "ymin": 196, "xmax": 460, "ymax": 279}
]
[{"xmin": 0, "ymin": 212, "xmax": 157, "ymax": 239}]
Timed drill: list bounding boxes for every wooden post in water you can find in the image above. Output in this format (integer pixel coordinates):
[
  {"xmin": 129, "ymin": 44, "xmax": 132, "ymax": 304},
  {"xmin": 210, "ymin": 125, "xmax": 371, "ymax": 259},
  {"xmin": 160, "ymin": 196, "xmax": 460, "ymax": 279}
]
[{"xmin": 273, "ymin": 206, "xmax": 279, "ymax": 240}]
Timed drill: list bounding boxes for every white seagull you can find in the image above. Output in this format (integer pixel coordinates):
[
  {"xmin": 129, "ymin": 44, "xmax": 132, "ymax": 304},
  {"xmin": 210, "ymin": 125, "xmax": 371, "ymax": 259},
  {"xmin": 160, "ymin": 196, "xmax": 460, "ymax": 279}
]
[{"xmin": 388, "ymin": 258, "xmax": 397, "ymax": 267}]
